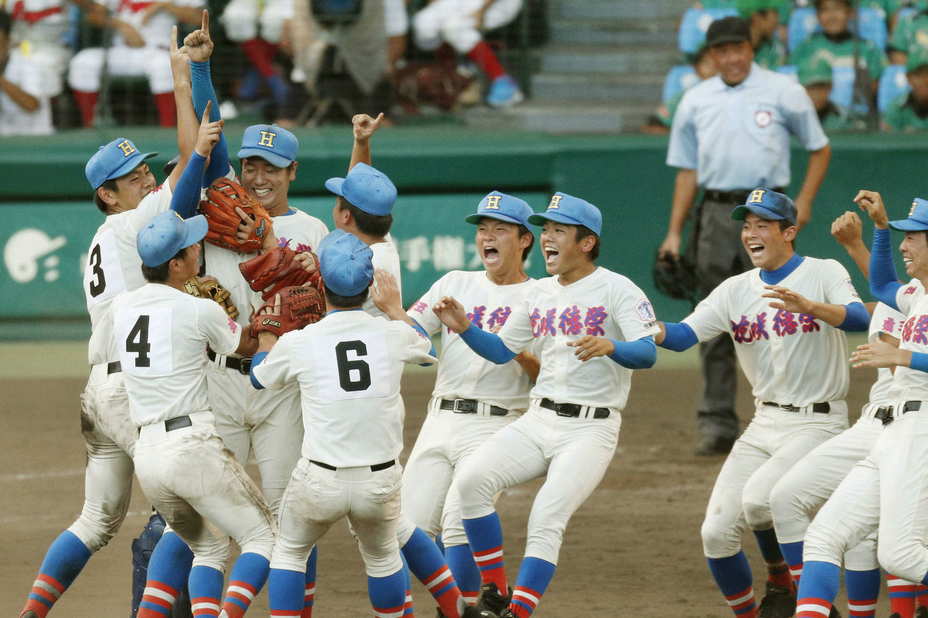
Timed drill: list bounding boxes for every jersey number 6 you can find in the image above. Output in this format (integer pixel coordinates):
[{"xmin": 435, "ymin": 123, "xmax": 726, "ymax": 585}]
[{"xmin": 335, "ymin": 340, "xmax": 371, "ymax": 392}]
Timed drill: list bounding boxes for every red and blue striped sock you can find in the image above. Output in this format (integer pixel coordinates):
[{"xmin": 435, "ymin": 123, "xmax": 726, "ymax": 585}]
[
  {"xmin": 369, "ymin": 567, "xmax": 407, "ymax": 618},
  {"xmin": 845, "ymin": 569, "xmax": 881, "ymax": 618},
  {"xmin": 445, "ymin": 544, "xmax": 480, "ymax": 606},
  {"xmin": 220, "ymin": 552, "xmax": 269, "ymax": 618},
  {"xmin": 21, "ymin": 531, "xmax": 91, "ymax": 618},
  {"xmin": 188, "ymin": 565, "xmax": 223, "ymax": 617},
  {"xmin": 506, "ymin": 557, "xmax": 555, "ymax": 618},
  {"xmin": 796, "ymin": 561, "xmax": 841, "ymax": 618},
  {"xmin": 754, "ymin": 529, "xmax": 794, "ymax": 590},
  {"xmin": 270, "ymin": 568, "xmax": 305, "ymax": 617},
  {"xmin": 779, "ymin": 540, "xmax": 805, "ymax": 585},
  {"xmin": 301, "ymin": 546, "xmax": 317, "ymax": 618},
  {"xmin": 403, "ymin": 527, "xmax": 462, "ymax": 618},
  {"xmin": 887, "ymin": 574, "xmax": 917, "ymax": 618},
  {"xmin": 136, "ymin": 531, "xmax": 195, "ymax": 618},
  {"xmin": 708, "ymin": 552, "xmax": 757, "ymax": 618},
  {"xmin": 461, "ymin": 513, "xmax": 507, "ymax": 592}
]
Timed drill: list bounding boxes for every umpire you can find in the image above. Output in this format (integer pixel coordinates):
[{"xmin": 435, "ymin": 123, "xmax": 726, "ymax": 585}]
[{"xmin": 659, "ymin": 16, "xmax": 831, "ymax": 456}]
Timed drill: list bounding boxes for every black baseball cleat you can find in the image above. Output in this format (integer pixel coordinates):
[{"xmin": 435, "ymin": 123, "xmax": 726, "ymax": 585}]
[
  {"xmin": 21, "ymin": 612, "xmax": 38, "ymax": 618},
  {"xmin": 474, "ymin": 582, "xmax": 512, "ymax": 616},
  {"xmin": 916, "ymin": 607, "xmax": 928, "ymax": 618},
  {"xmin": 437, "ymin": 606, "xmax": 498, "ymax": 618},
  {"xmin": 756, "ymin": 581, "xmax": 797, "ymax": 618},
  {"xmin": 828, "ymin": 606, "xmax": 842, "ymax": 618}
]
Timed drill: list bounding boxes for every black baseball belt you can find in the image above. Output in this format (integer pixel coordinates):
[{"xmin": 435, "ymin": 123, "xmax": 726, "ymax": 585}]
[
  {"xmin": 874, "ymin": 400, "xmax": 922, "ymax": 426},
  {"xmin": 107, "ymin": 361, "xmax": 122, "ymax": 374},
  {"xmin": 207, "ymin": 349, "xmax": 252, "ymax": 374},
  {"xmin": 539, "ymin": 398, "xmax": 610, "ymax": 419},
  {"xmin": 703, "ymin": 187, "xmax": 786, "ymax": 204},
  {"xmin": 310, "ymin": 459, "xmax": 395, "ymax": 472},
  {"xmin": 763, "ymin": 401, "xmax": 831, "ymax": 413},
  {"xmin": 439, "ymin": 398, "xmax": 508, "ymax": 416}
]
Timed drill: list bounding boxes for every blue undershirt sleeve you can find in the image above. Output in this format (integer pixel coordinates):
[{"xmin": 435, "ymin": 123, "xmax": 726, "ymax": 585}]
[
  {"xmin": 249, "ymin": 351, "xmax": 269, "ymax": 389},
  {"xmin": 169, "ymin": 151, "xmax": 207, "ymax": 219},
  {"xmin": 658, "ymin": 322, "xmax": 699, "ymax": 352},
  {"xmin": 458, "ymin": 324, "xmax": 517, "ymax": 364},
  {"xmin": 838, "ymin": 302, "xmax": 871, "ymax": 332},
  {"xmin": 191, "ymin": 60, "xmax": 230, "ymax": 185},
  {"xmin": 910, "ymin": 352, "xmax": 928, "ymax": 374},
  {"xmin": 408, "ymin": 321, "xmax": 436, "ymax": 364},
  {"xmin": 870, "ymin": 227, "xmax": 902, "ymax": 310},
  {"xmin": 608, "ymin": 336, "xmax": 657, "ymax": 368}
]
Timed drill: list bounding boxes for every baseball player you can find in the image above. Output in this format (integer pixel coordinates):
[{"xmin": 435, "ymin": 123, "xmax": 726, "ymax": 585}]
[
  {"xmin": 431, "ymin": 192, "xmax": 659, "ymax": 618},
  {"xmin": 221, "ymin": 0, "xmax": 293, "ymax": 108},
  {"xmin": 764, "ymin": 211, "xmax": 908, "ymax": 618},
  {"xmin": 655, "ymin": 189, "xmax": 869, "ymax": 618},
  {"xmin": 795, "ymin": 191, "xmax": 928, "ymax": 618},
  {"xmin": 248, "ymin": 231, "xmax": 439, "ymax": 618},
  {"xmin": 117, "ymin": 210, "xmax": 275, "ymax": 618},
  {"xmin": 378, "ymin": 191, "xmax": 538, "ymax": 608},
  {"xmin": 15, "ymin": 36, "xmax": 220, "ymax": 617},
  {"xmin": 68, "ymin": 0, "xmax": 203, "ymax": 127}
]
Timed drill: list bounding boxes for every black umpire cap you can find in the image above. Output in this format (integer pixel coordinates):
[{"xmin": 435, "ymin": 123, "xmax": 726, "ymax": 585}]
[{"xmin": 705, "ymin": 16, "xmax": 752, "ymax": 48}]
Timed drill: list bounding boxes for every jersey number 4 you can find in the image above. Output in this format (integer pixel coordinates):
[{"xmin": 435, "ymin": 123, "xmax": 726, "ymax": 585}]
[
  {"xmin": 335, "ymin": 340, "xmax": 371, "ymax": 392},
  {"xmin": 126, "ymin": 315, "xmax": 151, "ymax": 368}
]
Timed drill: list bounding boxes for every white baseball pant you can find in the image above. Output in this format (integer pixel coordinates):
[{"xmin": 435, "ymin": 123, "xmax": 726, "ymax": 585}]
[
  {"xmin": 413, "ymin": 0, "xmax": 522, "ymax": 53},
  {"xmin": 5, "ymin": 43, "xmax": 69, "ymax": 97},
  {"xmin": 67, "ymin": 46, "xmax": 174, "ymax": 94},
  {"xmin": 222, "ymin": 0, "xmax": 294, "ymax": 43}
]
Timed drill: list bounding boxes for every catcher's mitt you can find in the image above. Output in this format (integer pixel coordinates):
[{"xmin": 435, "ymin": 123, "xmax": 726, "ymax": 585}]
[
  {"xmin": 199, "ymin": 178, "xmax": 272, "ymax": 253},
  {"xmin": 183, "ymin": 277, "xmax": 239, "ymax": 319},
  {"xmin": 652, "ymin": 250, "xmax": 701, "ymax": 307},
  {"xmin": 239, "ymin": 245, "xmax": 323, "ymax": 302},
  {"xmin": 251, "ymin": 285, "xmax": 326, "ymax": 338}
]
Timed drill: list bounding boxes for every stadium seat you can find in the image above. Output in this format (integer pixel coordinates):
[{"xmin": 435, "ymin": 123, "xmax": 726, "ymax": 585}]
[
  {"xmin": 829, "ymin": 64, "xmax": 856, "ymax": 108},
  {"xmin": 878, "ymin": 63, "xmax": 910, "ymax": 112},
  {"xmin": 679, "ymin": 7, "xmax": 738, "ymax": 54},
  {"xmin": 788, "ymin": 7, "xmax": 820, "ymax": 52},
  {"xmin": 778, "ymin": 64, "xmax": 799, "ymax": 80},
  {"xmin": 662, "ymin": 65, "xmax": 699, "ymax": 103},
  {"xmin": 857, "ymin": 7, "xmax": 888, "ymax": 50}
]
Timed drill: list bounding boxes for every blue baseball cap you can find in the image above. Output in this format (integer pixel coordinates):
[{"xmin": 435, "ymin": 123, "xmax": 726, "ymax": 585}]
[
  {"xmin": 528, "ymin": 192, "xmax": 602, "ymax": 236},
  {"xmin": 889, "ymin": 198, "xmax": 928, "ymax": 231},
  {"xmin": 319, "ymin": 230, "xmax": 374, "ymax": 296},
  {"xmin": 325, "ymin": 163, "xmax": 398, "ymax": 216},
  {"xmin": 86, "ymin": 138, "xmax": 158, "ymax": 190},
  {"xmin": 238, "ymin": 124, "xmax": 298, "ymax": 168},
  {"xmin": 137, "ymin": 211, "xmax": 208, "ymax": 267},
  {"xmin": 731, "ymin": 188, "xmax": 797, "ymax": 225},
  {"xmin": 464, "ymin": 191, "xmax": 534, "ymax": 227}
]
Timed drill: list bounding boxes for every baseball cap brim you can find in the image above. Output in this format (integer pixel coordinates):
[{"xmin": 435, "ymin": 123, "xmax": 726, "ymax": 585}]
[
  {"xmin": 528, "ymin": 211, "xmax": 595, "ymax": 231},
  {"xmin": 237, "ymin": 147, "xmax": 293, "ymax": 168},
  {"xmin": 464, "ymin": 212, "xmax": 526, "ymax": 225},
  {"xmin": 103, "ymin": 151, "xmax": 158, "ymax": 187},
  {"xmin": 325, "ymin": 177, "xmax": 346, "ymax": 196},
  {"xmin": 707, "ymin": 34, "xmax": 751, "ymax": 47},
  {"xmin": 889, "ymin": 218, "xmax": 928, "ymax": 231},
  {"xmin": 183, "ymin": 214, "xmax": 209, "ymax": 248},
  {"xmin": 731, "ymin": 204, "xmax": 795, "ymax": 224}
]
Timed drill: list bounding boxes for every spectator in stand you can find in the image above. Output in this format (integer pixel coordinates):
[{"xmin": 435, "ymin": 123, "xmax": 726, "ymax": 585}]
[
  {"xmin": 412, "ymin": 0, "xmax": 524, "ymax": 108},
  {"xmin": 888, "ymin": 3, "xmax": 928, "ymax": 64},
  {"xmin": 68, "ymin": 0, "xmax": 202, "ymax": 128},
  {"xmin": 790, "ymin": 0, "xmax": 886, "ymax": 102},
  {"xmin": 882, "ymin": 45, "xmax": 928, "ymax": 129},
  {"xmin": 385, "ymin": 0, "xmax": 409, "ymax": 76},
  {"xmin": 798, "ymin": 55, "xmax": 860, "ymax": 130},
  {"xmin": 738, "ymin": 0, "xmax": 786, "ymax": 69},
  {"xmin": 642, "ymin": 45, "xmax": 717, "ymax": 134},
  {"xmin": 0, "ymin": 9, "xmax": 51, "ymax": 134}
]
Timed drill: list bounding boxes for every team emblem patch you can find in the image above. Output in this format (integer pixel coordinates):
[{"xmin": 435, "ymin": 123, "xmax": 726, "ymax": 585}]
[
  {"xmin": 844, "ymin": 278, "xmax": 860, "ymax": 299},
  {"xmin": 635, "ymin": 299, "xmax": 656, "ymax": 322},
  {"xmin": 754, "ymin": 110, "xmax": 772, "ymax": 128}
]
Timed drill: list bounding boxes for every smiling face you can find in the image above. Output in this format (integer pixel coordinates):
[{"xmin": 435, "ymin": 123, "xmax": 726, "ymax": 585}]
[
  {"xmin": 239, "ymin": 157, "xmax": 297, "ymax": 216},
  {"xmin": 476, "ymin": 217, "xmax": 531, "ymax": 277},
  {"xmin": 817, "ymin": 0, "xmax": 852, "ymax": 35},
  {"xmin": 741, "ymin": 213, "xmax": 796, "ymax": 270},
  {"xmin": 900, "ymin": 231, "xmax": 928, "ymax": 280},
  {"xmin": 540, "ymin": 221, "xmax": 597, "ymax": 283},
  {"xmin": 709, "ymin": 41, "xmax": 754, "ymax": 86},
  {"xmin": 105, "ymin": 162, "xmax": 157, "ymax": 212}
]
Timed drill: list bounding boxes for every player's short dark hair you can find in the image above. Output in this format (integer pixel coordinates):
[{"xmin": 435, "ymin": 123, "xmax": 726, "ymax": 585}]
[
  {"xmin": 337, "ymin": 196, "xmax": 393, "ymax": 238},
  {"xmin": 93, "ymin": 179, "xmax": 120, "ymax": 214},
  {"xmin": 141, "ymin": 246, "xmax": 189, "ymax": 283},
  {"xmin": 575, "ymin": 225, "xmax": 600, "ymax": 261},
  {"xmin": 518, "ymin": 224, "xmax": 535, "ymax": 262},
  {"xmin": 324, "ymin": 284, "xmax": 370, "ymax": 309}
]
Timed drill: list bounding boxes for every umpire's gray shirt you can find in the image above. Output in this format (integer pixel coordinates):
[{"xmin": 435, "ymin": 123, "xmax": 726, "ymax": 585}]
[{"xmin": 667, "ymin": 63, "xmax": 829, "ymax": 192}]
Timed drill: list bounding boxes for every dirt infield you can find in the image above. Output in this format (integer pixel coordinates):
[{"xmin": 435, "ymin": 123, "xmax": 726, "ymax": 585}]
[{"xmin": 1, "ymin": 363, "xmax": 883, "ymax": 618}]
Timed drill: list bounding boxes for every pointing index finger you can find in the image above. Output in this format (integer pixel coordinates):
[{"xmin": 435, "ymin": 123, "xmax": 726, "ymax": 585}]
[
  {"xmin": 202, "ymin": 9, "xmax": 209, "ymax": 35},
  {"xmin": 171, "ymin": 25, "xmax": 178, "ymax": 52}
]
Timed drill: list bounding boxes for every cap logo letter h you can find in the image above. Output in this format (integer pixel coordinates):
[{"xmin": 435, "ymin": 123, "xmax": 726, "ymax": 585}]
[
  {"xmin": 911, "ymin": 201, "xmax": 918, "ymax": 217},
  {"xmin": 485, "ymin": 195, "xmax": 501, "ymax": 210},
  {"xmin": 748, "ymin": 189, "xmax": 766, "ymax": 204},
  {"xmin": 118, "ymin": 140, "xmax": 136, "ymax": 157},
  {"xmin": 549, "ymin": 195, "xmax": 562, "ymax": 209},
  {"xmin": 259, "ymin": 131, "xmax": 276, "ymax": 148}
]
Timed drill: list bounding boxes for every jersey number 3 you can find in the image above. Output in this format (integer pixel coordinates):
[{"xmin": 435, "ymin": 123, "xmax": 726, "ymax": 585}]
[{"xmin": 335, "ymin": 340, "xmax": 371, "ymax": 392}]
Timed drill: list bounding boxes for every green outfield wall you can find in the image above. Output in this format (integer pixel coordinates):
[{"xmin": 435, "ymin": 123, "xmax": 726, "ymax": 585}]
[{"xmin": 1, "ymin": 127, "xmax": 926, "ymax": 340}]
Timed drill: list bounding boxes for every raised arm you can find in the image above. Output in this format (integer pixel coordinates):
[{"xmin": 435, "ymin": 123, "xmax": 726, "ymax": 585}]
[
  {"xmin": 831, "ymin": 211, "xmax": 870, "ymax": 279},
  {"xmin": 348, "ymin": 113, "xmax": 385, "ymax": 170}
]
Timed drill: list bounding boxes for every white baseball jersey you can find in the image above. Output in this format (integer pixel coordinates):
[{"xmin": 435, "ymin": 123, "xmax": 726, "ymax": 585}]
[
  {"xmin": 252, "ymin": 310, "xmax": 435, "ymax": 466},
  {"xmin": 409, "ymin": 269, "xmax": 533, "ymax": 411},
  {"xmin": 0, "ymin": 50, "xmax": 52, "ymax": 136},
  {"xmin": 683, "ymin": 257, "xmax": 861, "ymax": 407},
  {"xmin": 105, "ymin": 0, "xmax": 204, "ymax": 48},
  {"xmin": 886, "ymin": 282, "xmax": 928, "ymax": 403},
  {"xmin": 113, "ymin": 283, "xmax": 240, "ymax": 425},
  {"xmin": 7, "ymin": 0, "xmax": 69, "ymax": 46},
  {"xmin": 202, "ymin": 207, "xmax": 328, "ymax": 341},
  {"xmin": 364, "ymin": 235, "xmax": 401, "ymax": 319},
  {"xmin": 496, "ymin": 266, "xmax": 660, "ymax": 411},
  {"xmin": 869, "ymin": 301, "xmax": 907, "ymax": 405},
  {"xmin": 84, "ymin": 182, "xmax": 175, "ymax": 365}
]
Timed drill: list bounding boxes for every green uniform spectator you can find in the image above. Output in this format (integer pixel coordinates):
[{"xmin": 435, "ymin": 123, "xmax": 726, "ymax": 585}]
[
  {"xmin": 882, "ymin": 46, "xmax": 928, "ymax": 129},
  {"xmin": 737, "ymin": 0, "xmax": 788, "ymax": 68},
  {"xmin": 889, "ymin": 4, "xmax": 928, "ymax": 64},
  {"xmin": 798, "ymin": 56, "xmax": 859, "ymax": 130}
]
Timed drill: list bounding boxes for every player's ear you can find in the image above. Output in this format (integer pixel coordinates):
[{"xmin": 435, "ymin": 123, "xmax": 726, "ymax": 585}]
[
  {"xmin": 783, "ymin": 225, "xmax": 797, "ymax": 243},
  {"xmin": 288, "ymin": 161, "xmax": 298, "ymax": 180},
  {"xmin": 96, "ymin": 185, "xmax": 119, "ymax": 208}
]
